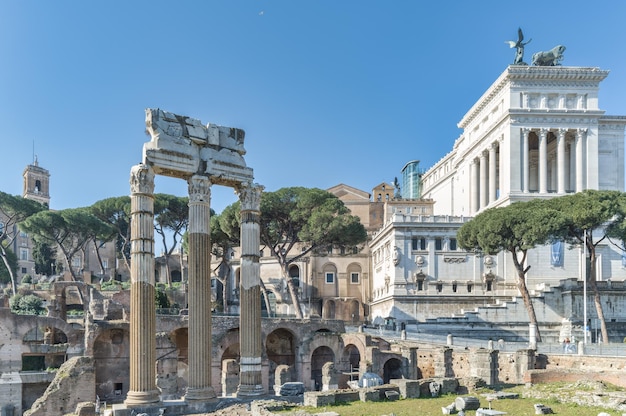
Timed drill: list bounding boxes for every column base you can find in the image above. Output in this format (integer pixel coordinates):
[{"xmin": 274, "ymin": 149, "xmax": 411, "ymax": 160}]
[
  {"xmin": 185, "ymin": 386, "xmax": 217, "ymax": 402},
  {"xmin": 124, "ymin": 389, "xmax": 161, "ymax": 407},
  {"xmin": 237, "ymin": 383, "xmax": 265, "ymax": 397}
]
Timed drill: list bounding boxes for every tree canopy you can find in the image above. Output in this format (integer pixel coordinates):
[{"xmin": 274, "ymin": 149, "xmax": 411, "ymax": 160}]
[
  {"xmin": 457, "ymin": 199, "xmax": 568, "ymax": 342},
  {"xmin": 215, "ymin": 187, "xmax": 368, "ymax": 318},
  {"xmin": 544, "ymin": 190, "xmax": 624, "ymax": 344},
  {"xmin": 0, "ymin": 191, "xmax": 45, "ymax": 294},
  {"xmin": 154, "ymin": 194, "xmax": 189, "ymax": 286},
  {"xmin": 89, "ymin": 196, "xmax": 132, "ymax": 271},
  {"xmin": 19, "ymin": 208, "xmax": 113, "ymax": 281}
]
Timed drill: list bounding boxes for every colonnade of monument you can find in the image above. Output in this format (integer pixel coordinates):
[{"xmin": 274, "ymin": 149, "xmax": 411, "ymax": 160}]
[
  {"xmin": 470, "ymin": 127, "xmax": 588, "ymax": 213},
  {"xmin": 124, "ymin": 109, "xmax": 264, "ymax": 408}
]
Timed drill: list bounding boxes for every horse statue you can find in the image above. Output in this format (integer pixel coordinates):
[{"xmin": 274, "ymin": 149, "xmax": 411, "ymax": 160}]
[{"xmin": 532, "ymin": 45, "xmax": 566, "ymax": 66}]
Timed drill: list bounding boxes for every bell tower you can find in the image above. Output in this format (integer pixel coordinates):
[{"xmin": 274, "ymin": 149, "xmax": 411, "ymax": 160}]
[{"xmin": 23, "ymin": 156, "xmax": 50, "ymax": 207}]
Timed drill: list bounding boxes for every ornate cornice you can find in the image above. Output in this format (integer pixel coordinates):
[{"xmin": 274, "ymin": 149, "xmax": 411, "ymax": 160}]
[{"xmin": 459, "ymin": 66, "xmax": 608, "ymax": 130}]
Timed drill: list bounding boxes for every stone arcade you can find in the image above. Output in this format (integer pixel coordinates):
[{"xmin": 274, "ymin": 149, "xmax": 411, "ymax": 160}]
[{"xmin": 124, "ymin": 109, "xmax": 264, "ymax": 410}]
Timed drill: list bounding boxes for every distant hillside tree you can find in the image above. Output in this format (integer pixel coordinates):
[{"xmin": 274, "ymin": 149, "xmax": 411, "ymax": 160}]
[
  {"xmin": 216, "ymin": 187, "xmax": 368, "ymax": 319},
  {"xmin": 154, "ymin": 194, "xmax": 189, "ymax": 286},
  {"xmin": 19, "ymin": 208, "xmax": 113, "ymax": 281},
  {"xmin": 0, "ymin": 247, "xmax": 17, "ymax": 285},
  {"xmin": 457, "ymin": 200, "xmax": 567, "ymax": 343},
  {"xmin": 89, "ymin": 196, "xmax": 132, "ymax": 272},
  {"xmin": 32, "ymin": 240, "xmax": 57, "ymax": 277},
  {"xmin": 545, "ymin": 190, "xmax": 623, "ymax": 344},
  {"xmin": 0, "ymin": 191, "xmax": 45, "ymax": 295}
]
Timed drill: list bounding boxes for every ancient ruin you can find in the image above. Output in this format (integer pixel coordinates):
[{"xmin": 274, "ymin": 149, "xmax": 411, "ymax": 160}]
[{"xmin": 124, "ymin": 109, "xmax": 264, "ymax": 411}]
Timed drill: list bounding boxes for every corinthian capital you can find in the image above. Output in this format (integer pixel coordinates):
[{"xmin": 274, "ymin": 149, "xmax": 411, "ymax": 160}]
[
  {"xmin": 130, "ymin": 164, "xmax": 155, "ymax": 195},
  {"xmin": 188, "ymin": 175, "xmax": 211, "ymax": 203},
  {"xmin": 238, "ymin": 183, "xmax": 264, "ymax": 212}
]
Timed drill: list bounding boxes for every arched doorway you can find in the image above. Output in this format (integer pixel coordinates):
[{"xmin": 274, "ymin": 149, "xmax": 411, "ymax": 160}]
[
  {"xmin": 340, "ymin": 344, "xmax": 361, "ymax": 388},
  {"xmin": 383, "ymin": 357, "xmax": 403, "ymax": 383},
  {"xmin": 311, "ymin": 346, "xmax": 335, "ymax": 391},
  {"xmin": 266, "ymin": 328, "xmax": 296, "ymax": 389}
]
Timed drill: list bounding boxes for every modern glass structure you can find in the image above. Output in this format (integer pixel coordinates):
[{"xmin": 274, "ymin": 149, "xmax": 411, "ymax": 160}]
[{"xmin": 401, "ymin": 160, "xmax": 422, "ymax": 199}]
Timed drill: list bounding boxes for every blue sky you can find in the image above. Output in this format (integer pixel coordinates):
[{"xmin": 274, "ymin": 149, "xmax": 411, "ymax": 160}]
[{"xmin": 1, "ymin": 1, "xmax": 626, "ymax": 214}]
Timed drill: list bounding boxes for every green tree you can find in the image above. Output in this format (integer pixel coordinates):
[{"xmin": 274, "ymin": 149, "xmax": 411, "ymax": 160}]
[
  {"xmin": 154, "ymin": 194, "xmax": 189, "ymax": 286},
  {"xmin": 546, "ymin": 190, "xmax": 623, "ymax": 344},
  {"xmin": 0, "ymin": 247, "xmax": 17, "ymax": 285},
  {"xmin": 19, "ymin": 208, "xmax": 112, "ymax": 281},
  {"xmin": 217, "ymin": 187, "xmax": 368, "ymax": 319},
  {"xmin": 457, "ymin": 200, "xmax": 568, "ymax": 343},
  {"xmin": 89, "ymin": 196, "xmax": 132, "ymax": 272},
  {"xmin": 0, "ymin": 191, "xmax": 45, "ymax": 295},
  {"xmin": 32, "ymin": 240, "xmax": 57, "ymax": 277},
  {"xmin": 9, "ymin": 293, "xmax": 45, "ymax": 315}
]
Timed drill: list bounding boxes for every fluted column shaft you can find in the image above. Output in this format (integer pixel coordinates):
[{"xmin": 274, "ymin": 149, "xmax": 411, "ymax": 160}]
[
  {"xmin": 488, "ymin": 143, "xmax": 497, "ymax": 203},
  {"xmin": 185, "ymin": 175, "xmax": 216, "ymax": 401},
  {"xmin": 539, "ymin": 129, "xmax": 548, "ymax": 194},
  {"xmin": 522, "ymin": 129, "xmax": 530, "ymax": 193},
  {"xmin": 557, "ymin": 129, "xmax": 566, "ymax": 194},
  {"xmin": 470, "ymin": 160, "xmax": 479, "ymax": 214},
  {"xmin": 237, "ymin": 184, "xmax": 264, "ymax": 396},
  {"xmin": 576, "ymin": 129, "xmax": 586, "ymax": 192},
  {"xmin": 125, "ymin": 164, "xmax": 160, "ymax": 406},
  {"xmin": 479, "ymin": 152, "xmax": 488, "ymax": 209}
]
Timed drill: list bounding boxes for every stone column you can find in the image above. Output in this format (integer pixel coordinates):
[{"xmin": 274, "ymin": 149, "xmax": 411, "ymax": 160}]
[
  {"xmin": 538, "ymin": 129, "xmax": 548, "ymax": 194},
  {"xmin": 575, "ymin": 128, "xmax": 586, "ymax": 192},
  {"xmin": 522, "ymin": 129, "xmax": 530, "ymax": 193},
  {"xmin": 488, "ymin": 143, "xmax": 497, "ymax": 203},
  {"xmin": 237, "ymin": 183, "xmax": 265, "ymax": 397},
  {"xmin": 125, "ymin": 164, "xmax": 160, "ymax": 406},
  {"xmin": 479, "ymin": 151, "xmax": 488, "ymax": 209},
  {"xmin": 470, "ymin": 159, "xmax": 479, "ymax": 214},
  {"xmin": 557, "ymin": 129, "xmax": 566, "ymax": 194},
  {"xmin": 185, "ymin": 175, "xmax": 216, "ymax": 401}
]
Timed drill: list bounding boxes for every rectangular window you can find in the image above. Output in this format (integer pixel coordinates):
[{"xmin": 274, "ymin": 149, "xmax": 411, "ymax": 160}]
[
  {"xmin": 420, "ymin": 238, "xmax": 426, "ymax": 250},
  {"xmin": 20, "ymin": 248, "xmax": 28, "ymax": 261},
  {"xmin": 435, "ymin": 238, "xmax": 442, "ymax": 251},
  {"xmin": 436, "ymin": 283, "xmax": 443, "ymax": 293},
  {"xmin": 102, "ymin": 259, "xmax": 109, "ymax": 270},
  {"xmin": 350, "ymin": 272, "xmax": 359, "ymax": 284},
  {"xmin": 412, "ymin": 238, "xmax": 418, "ymax": 250},
  {"xmin": 71, "ymin": 256, "xmax": 81, "ymax": 268},
  {"xmin": 417, "ymin": 280, "xmax": 423, "ymax": 291},
  {"xmin": 467, "ymin": 284, "xmax": 473, "ymax": 293},
  {"xmin": 340, "ymin": 246, "xmax": 346, "ymax": 255},
  {"xmin": 327, "ymin": 245, "xmax": 333, "ymax": 255},
  {"xmin": 325, "ymin": 272, "xmax": 335, "ymax": 284},
  {"xmin": 21, "ymin": 267, "xmax": 27, "ymax": 274},
  {"xmin": 449, "ymin": 238, "xmax": 457, "ymax": 251}
]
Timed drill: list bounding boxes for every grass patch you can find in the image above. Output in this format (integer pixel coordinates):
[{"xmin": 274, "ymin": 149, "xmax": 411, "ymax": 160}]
[{"xmin": 277, "ymin": 383, "xmax": 625, "ymax": 416}]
